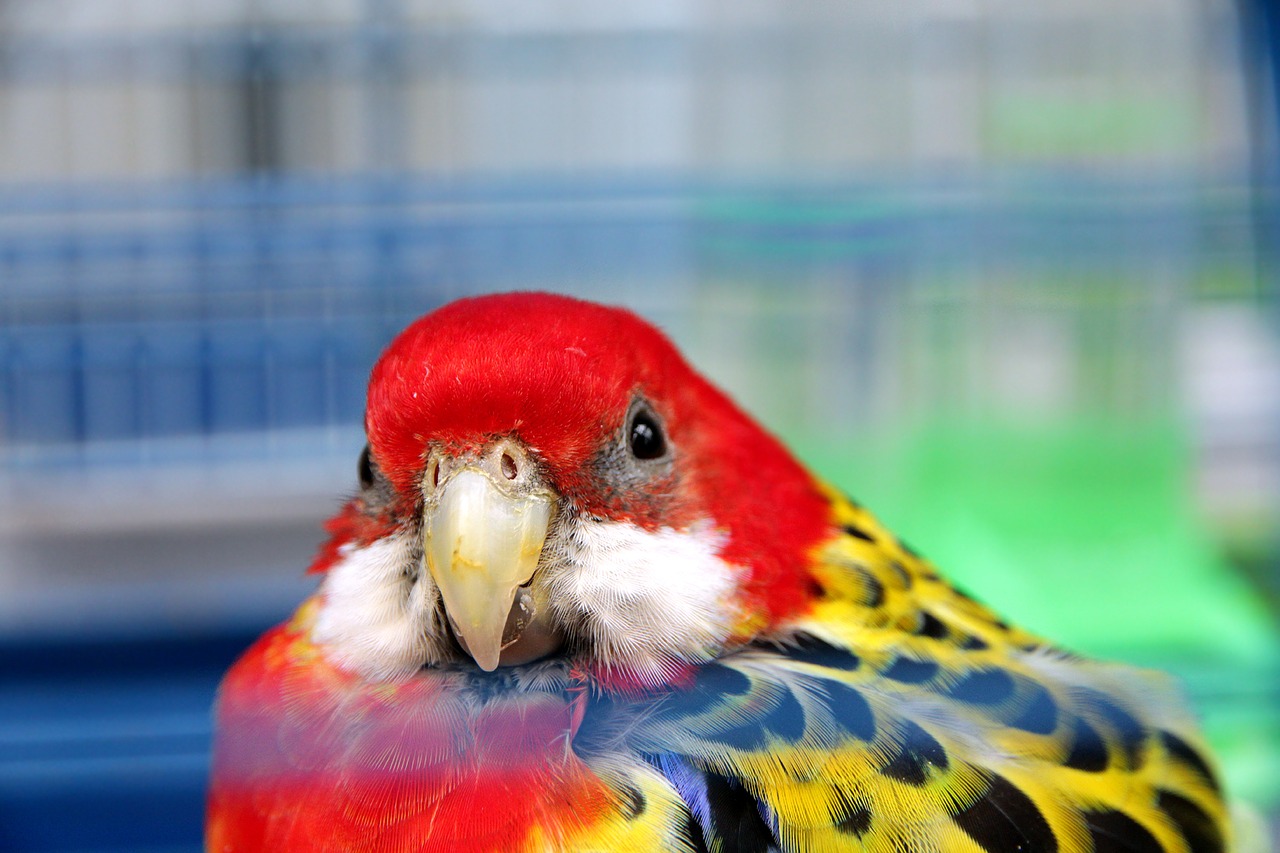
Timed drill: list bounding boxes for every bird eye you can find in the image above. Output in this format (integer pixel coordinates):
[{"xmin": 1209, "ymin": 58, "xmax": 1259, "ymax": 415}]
[
  {"xmin": 358, "ymin": 444, "xmax": 376, "ymax": 489},
  {"xmin": 628, "ymin": 408, "xmax": 667, "ymax": 460}
]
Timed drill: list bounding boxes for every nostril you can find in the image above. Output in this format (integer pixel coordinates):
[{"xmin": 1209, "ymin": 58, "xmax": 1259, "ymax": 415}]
[
  {"xmin": 500, "ymin": 452, "xmax": 518, "ymax": 480},
  {"xmin": 428, "ymin": 458, "xmax": 441, "ymax": 490}
]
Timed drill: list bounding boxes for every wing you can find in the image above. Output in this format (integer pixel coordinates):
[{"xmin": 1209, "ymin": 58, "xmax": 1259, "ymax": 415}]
[{"xmin": 618, "ymin": 487, "xmax": 1230, "ymax": 853}]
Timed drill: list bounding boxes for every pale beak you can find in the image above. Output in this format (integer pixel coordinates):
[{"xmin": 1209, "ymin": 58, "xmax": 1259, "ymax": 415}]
[{"xmin": 423, "ymin": 460, "xmax": 554, "ymax": 671}]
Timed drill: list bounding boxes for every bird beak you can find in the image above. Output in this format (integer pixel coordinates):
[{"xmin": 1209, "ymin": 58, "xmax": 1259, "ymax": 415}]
[{"xmin": 422, "ymin": 449, "xmax": 554, "ymax": 671}]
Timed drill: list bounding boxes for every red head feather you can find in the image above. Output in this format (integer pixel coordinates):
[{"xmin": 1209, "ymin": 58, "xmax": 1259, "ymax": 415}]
[{"xmin": 357, "ymin": 292, "xmax": 833, "ymax": 629}]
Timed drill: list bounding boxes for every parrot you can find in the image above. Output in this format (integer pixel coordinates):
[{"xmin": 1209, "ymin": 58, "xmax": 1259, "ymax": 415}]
[{"xmin": 207, "ymin": 291, "xmax": 1231, "ymax": 852}]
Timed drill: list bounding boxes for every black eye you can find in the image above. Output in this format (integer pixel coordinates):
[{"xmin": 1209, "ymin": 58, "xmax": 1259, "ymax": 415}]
[
  {"xmin": 628, "ymin": 408, "xmax": 667, "ymax": 460},
  {"xmin": 358, "ymin": 444, "xmax": 375, "ymax": 489}
]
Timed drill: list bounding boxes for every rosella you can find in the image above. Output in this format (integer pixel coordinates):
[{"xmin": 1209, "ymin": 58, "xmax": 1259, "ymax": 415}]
[{"xmin": 208, "ymin": 293, "xmax": 1228, "ymax": 853}]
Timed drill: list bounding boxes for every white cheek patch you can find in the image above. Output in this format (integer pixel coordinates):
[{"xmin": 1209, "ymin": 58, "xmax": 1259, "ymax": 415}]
[
  {"xmin": 311, "ymin": 532, "xmax": 443, "ymax": 680},
  {"xmin": 309, "ymin": 517, "xmax": 741, "ymax": 685},
  {"xmin": 543, "ymin": 519, "xmax": 739, "ymax": 684}
]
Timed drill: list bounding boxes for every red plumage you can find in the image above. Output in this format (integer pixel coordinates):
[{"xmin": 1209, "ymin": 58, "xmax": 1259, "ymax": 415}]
[
  {"xmin": 208, "ymin": 293, "xmax": 837, "ymax": 850},
  {"xmin": 362, "ymin": 292, "xmax": 830, "ymax": 627},
  {"xmin": 208, "ymin": 619, "xmax": 616, "ymax": 852}
]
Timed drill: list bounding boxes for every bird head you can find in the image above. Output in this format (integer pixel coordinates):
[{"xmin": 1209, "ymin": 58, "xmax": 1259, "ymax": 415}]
[{"xmin": 309, "ymin": 293, "xmax": 833, "ymax": 689}]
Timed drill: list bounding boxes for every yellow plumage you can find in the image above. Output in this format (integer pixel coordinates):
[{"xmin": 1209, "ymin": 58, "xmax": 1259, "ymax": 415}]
[
  {"xmin": 210, "ymin": 294, "xmax": 1238, "ymax": 853},
  {"xmin": 588, "ymin": 485, "xmax": 1232, "ymax": 852}
]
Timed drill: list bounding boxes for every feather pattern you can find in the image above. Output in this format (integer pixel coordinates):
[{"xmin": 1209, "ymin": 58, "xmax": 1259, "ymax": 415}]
[
  {"xmin": 604, "ymin": 485, "xmax": 1228, "ymax": 852},
  {"xmin": 208, "ymin": 294, "xmax": 1232, "ymax": 852},
  {"xmin": 210, "ymin": 487, "xmax": 1230, "ymax": 852}
]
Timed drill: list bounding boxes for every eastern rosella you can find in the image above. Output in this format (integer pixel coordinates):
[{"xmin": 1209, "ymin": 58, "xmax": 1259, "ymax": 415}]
[{"xmin": 207, "ymin": 292, "xmax": 1230, "ymax": 852}]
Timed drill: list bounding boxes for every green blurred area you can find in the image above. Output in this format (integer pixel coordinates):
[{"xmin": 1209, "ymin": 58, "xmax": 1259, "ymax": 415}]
[
  {"xmin": 792, "ymin": 419, "xmax": 1280, "ymax": 808},
  {"xmin": 688, "ymin": 170, "xmax": 1280, "ymax": 814}
]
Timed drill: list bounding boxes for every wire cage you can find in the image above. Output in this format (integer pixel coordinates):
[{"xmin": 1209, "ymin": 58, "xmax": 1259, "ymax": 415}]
[{"xmin": 0, "ymin": 2, "xmax": 1276, "ymax": 851}]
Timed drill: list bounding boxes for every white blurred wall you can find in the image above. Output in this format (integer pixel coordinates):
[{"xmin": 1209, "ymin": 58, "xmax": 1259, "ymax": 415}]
[{"xmin": 0, "ymin": 0, "xmax": 1253, "ymax": 181}]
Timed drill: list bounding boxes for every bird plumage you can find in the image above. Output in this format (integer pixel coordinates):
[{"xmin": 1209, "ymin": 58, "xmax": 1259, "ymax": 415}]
[{"xmin": 208, "ymin": 292, "xmax": 1230, "ymax": 852}]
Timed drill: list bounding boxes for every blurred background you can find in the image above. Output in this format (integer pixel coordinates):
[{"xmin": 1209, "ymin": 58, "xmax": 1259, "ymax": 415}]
[{"xmin": 0, "ymin": 1, "xmax": 1277, "ymax": 850}]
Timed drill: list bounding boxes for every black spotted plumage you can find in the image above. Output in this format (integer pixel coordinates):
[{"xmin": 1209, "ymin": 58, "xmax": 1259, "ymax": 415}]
[
  {"xmin": 598, "ymin": 487, "xmax": 1232, "ymax": 853},
  {"xmin": 1157, "ymin": 790, "xmax": 1226, "ymax": 853},
  {"xmin": 1064, "ymin": 717, "xmax": 1110, "ymax": 772},
  {"xmin": 702, "ymin": 774, "xmax": 774, "ymax": 853},
  {"xmin": 1086, "ymin": 809, "xmax": 1165, "ymax": 853},
  {"xmin": 212, "ymin": 294, "xmax": 1236, "ymax": 853},
  {"xmin": 951, "ymin": 772, "xmax": 1058, "ymax": 853},
  {"xmin": 875, "ymin": 719, "xmax": 949, "ymax": 786}
]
